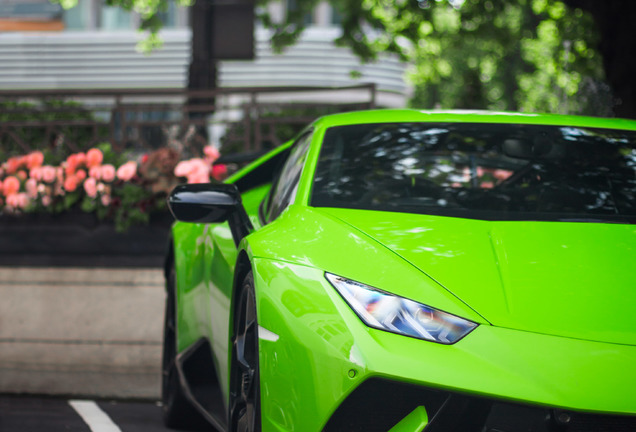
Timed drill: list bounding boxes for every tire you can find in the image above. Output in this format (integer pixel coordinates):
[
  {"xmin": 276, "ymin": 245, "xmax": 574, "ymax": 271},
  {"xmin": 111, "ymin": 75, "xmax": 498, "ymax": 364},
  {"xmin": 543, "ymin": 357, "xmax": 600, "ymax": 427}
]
[
  {"xmin": 229, "ymin": 271, "xmax": 262, "ymax": 432},
  {"xmin": 162, "ymin": 263, "xmax": 206, "ymax": 430}
]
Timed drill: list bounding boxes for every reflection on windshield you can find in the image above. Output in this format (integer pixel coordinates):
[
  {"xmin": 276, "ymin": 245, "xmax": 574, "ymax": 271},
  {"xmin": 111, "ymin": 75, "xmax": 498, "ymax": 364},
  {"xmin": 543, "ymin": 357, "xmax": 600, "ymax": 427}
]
[{"xmin": 311, "ymin": 123, "xmax": 636, "ymax": 223}]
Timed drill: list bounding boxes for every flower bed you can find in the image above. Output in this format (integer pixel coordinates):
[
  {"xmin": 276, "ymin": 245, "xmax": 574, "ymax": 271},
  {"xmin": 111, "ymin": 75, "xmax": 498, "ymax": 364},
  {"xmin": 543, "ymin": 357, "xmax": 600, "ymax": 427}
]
[
  {"xmin": 0, "ymin": 144, "xmax": 228, "ymax": 232},
  {"xmin": 0, "ymin": 143, "xmax": 228, "ymax": 267}
]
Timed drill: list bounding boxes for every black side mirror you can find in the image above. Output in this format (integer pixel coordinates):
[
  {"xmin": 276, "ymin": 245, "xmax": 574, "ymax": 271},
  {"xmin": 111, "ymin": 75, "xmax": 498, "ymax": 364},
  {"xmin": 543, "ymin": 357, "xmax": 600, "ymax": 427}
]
[
  {"xmin": 168, "ymin": 183, "xmax": 240, "ymax": 223},
  {"xmin": 168, "ymin": 183, "xmax": 253, "ymax": 247}
]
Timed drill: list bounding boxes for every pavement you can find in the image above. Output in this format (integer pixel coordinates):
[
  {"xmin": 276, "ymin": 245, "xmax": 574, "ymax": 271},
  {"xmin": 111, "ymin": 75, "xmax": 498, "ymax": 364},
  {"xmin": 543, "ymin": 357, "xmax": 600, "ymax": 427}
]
[
  {"xmin": 0, "ymin": 394, "xmax": 212, "ymax": 432},
  {"xmin": 0, "ymin": 267, "xmax": 165, "ymax": 399}
]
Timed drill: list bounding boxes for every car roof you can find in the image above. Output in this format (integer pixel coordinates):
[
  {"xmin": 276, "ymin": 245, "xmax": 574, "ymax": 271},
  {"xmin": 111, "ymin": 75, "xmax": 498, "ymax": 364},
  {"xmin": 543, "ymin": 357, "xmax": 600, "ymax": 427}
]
[{"xmin": 311, "ymin": 109, "xmax": 636, "ymax": 131}]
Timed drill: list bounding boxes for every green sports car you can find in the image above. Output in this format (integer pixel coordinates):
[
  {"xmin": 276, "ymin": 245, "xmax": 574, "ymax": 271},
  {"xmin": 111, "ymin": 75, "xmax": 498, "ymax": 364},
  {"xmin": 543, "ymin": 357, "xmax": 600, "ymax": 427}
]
[{"xmin": 162, "ymin": 110, "xmax": 636, "ymax": 432}]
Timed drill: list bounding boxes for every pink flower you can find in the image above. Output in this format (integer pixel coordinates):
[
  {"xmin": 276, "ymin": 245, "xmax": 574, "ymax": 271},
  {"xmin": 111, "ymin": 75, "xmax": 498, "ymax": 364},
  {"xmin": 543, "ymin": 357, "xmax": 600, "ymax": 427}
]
[
  {"xmin": 101, "ymin": 194, "xmax": 111, "ymax": 206},
  {"xmin": 26, "ymin": 179, "xmax": 38, "ymax": 198},
  {"xmin": 188, "ymin": 159, "xmax": 211, "ymax": 183},
  {"xmin": 65, "ymin": 154, "xmax": 80, "ymax": 176},
  {"xmin": 41, "ymin": 165, "xmax": 57, "ymax": 183},
  {"xmin": 64, "ymin": 175, "xmax": 79, "ymax": 192},
  {"xmin": 42, "ymin": 195, "xmax": 52, "ymax": 206},
  {"xmin": 189, "ymin": 173, "xmax": 211, "ymax": 183},
  {"xmin": 3, "ymin": 176, "xmax": 20, "ymax": 196},
  {"xmin": 6, "ymin": 194, "xmax": 19, "ymax": 208},
  {"xmin": 493, "ymin": 169, "xmax": 512, "ymax": 181},
  {"xmin": 89, "ymin": 166, "xmax": 102, "ymax": 180},
  {"xmin": 5, "ymin": 157, "xmax": 23, "ymax": 174},
  {"xmin": 100, "ymin": 164, "xmax": 116, "ymax": 182},
  {"xmin": 16, "ymin": 170, "xmax": 27, "ymax": 181},
  {"xmin": 211, "ymin": 164, "xmax": 228, "ymax": 181},
  {"xmin": 86, "ymin": 148, "xmax": 103, "ymax": 168},
  {"xmin": 174, "ymin": 160, "xmax": 192, "ymax": 177},
  {"xmin": 116, "ymin": 161, "xmax": 137, "ymax": 181},
  {"xmin": 175, "ymin": 158, "xmax": 211, "ymax": 183},
  {"xmin": 203, "ymin": 145, "xmax": 220, "ymax": 164},
  {"xmin": 75, "ymin": 169, "xmax": 87, "ymax": 181},
  {"xmin": 26, "ymin": 151, "xmax": 44, "ymax": 169},
  {"xmin": 30, "ymin": 166, "xmax": 43, "ymax": 181},
  {"xmin": 16, "ymin": 193, "xmax": 29, "ymax": 209},
  {"xmin": 84, "ymin": 177, "xmax": 97, "ymax": 198}
]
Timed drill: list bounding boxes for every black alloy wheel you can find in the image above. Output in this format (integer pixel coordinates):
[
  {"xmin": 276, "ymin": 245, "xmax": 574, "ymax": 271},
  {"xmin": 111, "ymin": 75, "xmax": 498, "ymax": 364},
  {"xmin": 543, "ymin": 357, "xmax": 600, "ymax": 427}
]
[
  {"xmin": 162, "ymin": 263, "xmax": 204, "ymax": 429},
  {"xmin": 230, "ymin": 272, "xmax": 262, "ymax": 432}
]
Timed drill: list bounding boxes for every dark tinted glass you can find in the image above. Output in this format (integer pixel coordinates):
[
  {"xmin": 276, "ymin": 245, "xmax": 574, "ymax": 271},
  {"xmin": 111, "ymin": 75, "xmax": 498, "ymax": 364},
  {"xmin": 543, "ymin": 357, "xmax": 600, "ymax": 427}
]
[
  {"xmin": 311, "ymin": 123, "xmax": 636, "ymax": 223},
  {"xmin": 266, "ymin": 132, "xmax": 312, "ymax": 222}
]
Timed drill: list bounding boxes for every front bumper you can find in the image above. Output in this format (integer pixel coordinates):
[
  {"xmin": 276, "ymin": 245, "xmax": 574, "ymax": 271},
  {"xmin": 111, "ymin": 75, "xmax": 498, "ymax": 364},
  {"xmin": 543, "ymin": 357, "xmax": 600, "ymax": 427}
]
[
  {"xmin": 252, "ymin": 259, "xmax": 636, "ymax": 431},
  {"xmin": 324, "ymin": 378, "xmax": 636, "ymax": 432}
]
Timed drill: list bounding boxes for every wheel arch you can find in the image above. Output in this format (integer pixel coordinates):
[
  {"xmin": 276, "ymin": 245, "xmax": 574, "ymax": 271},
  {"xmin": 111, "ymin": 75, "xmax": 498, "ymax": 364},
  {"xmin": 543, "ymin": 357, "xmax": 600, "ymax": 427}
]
[{"xmin": 231, "ymin": 250, "xmax": 254, "ymax": 333}]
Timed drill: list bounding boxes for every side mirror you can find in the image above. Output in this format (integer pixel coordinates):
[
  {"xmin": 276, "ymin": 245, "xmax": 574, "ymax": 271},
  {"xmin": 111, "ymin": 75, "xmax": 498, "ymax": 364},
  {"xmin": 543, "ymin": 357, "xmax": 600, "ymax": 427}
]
[
  {"xmin": 168, "ymin": 183, "xmax": 240, "ymax": 223},
  {"xmin": 168, "ymin": 183, "xmax": 253, "ymax": 247}
]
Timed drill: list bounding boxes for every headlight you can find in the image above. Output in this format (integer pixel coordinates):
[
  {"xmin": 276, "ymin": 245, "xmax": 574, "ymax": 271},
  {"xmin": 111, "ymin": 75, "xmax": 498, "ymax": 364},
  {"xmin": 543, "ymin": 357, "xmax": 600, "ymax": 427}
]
[{"xmin": 326, "ymin": 273, "xmax": 478, "ymax": 344}]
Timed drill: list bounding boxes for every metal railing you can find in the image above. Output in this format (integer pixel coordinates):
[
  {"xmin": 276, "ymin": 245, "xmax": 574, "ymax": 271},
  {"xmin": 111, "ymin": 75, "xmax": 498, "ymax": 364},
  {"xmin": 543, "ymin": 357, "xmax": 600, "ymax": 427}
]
[{"xmin": 0, "ymin": 84, "xmax": 376, "ymax": 158}]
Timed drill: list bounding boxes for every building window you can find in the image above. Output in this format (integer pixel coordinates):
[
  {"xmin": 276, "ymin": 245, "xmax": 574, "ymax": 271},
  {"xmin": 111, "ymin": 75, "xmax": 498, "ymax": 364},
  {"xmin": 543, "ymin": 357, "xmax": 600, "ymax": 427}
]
[
  {"xmin": 99, "ymin": 2, "xmax": 133, "ymax": 30},
  {"xmin": 286, "ymin": 0, "xmax": 313, "ymax": 25},
  {"xmin": 61, "ymin": 0, "xmax": 187, "ymax": 31},
  {"xmin": 62, "ymin": 0, "xmax": 89, "ymax": 30}
]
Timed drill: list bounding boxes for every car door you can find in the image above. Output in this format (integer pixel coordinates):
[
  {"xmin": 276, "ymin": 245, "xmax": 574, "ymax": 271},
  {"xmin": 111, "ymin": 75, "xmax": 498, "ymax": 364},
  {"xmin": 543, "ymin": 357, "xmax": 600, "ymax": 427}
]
[{"xmin": 199, "ymin": 130, "xmax": 314, "ymax": 405}]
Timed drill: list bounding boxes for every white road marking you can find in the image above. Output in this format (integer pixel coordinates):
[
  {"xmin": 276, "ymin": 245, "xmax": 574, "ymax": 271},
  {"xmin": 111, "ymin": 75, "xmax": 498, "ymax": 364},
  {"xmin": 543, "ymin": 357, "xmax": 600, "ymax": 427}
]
[
  {"xmin": 258, "ymin": 325, "xmax": 280, "ymax": 342},
  {"xmin": 69, "ymin": 400, "xmax": 122, "ymax": 432}
]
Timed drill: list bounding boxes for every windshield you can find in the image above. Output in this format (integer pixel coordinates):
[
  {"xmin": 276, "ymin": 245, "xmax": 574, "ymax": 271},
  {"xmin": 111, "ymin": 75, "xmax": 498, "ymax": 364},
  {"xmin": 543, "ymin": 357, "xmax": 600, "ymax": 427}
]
[{"xmin": 311, "ymin": 123, "xmax": 636, "ymax": 223}]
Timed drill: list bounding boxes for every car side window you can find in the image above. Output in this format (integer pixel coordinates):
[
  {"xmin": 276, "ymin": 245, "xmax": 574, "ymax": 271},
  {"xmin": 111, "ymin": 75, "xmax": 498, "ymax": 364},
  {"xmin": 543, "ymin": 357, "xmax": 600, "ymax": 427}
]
[{"xmin": 265, "ymin": 132, "xmax": 313, "ymax": 222}]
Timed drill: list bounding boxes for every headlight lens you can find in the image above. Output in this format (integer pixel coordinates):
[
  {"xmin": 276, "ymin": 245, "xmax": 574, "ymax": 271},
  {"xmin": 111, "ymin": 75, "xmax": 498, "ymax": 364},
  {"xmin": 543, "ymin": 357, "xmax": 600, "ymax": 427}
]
[{"xmin": 326, "ymin": 273, "xmax": 478, "ymax": 344}]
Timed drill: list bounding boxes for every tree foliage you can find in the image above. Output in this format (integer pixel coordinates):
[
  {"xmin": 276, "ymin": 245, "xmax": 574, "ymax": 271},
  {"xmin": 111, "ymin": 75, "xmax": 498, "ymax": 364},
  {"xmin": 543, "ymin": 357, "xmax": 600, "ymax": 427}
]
[
  {"xmin": 53, "ymin": 0, "xmax": 612, "ymax": 115},
  {"xmin": 261, "ymin": 0, "xmax": 610, "ymax": 115}
]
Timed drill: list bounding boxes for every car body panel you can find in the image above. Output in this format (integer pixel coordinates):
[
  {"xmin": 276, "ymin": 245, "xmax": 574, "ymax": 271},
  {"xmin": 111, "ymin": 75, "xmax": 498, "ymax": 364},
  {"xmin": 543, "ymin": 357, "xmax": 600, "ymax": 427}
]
[
  {"xmin": 320, "ymin": 207, "xmax": 636, "ymax": 346},
  {"xmin": 252, "ymin": 258, "xmax": 636, "ymax": 432},
  {"xmin": 168, "ymin": 110, "xmax": 636, "ymax": 431},
  {"xmin": 246, "ymin": 204, "xmax": 487, "ymax": 324},
  {"xmin": 307, "ymin": 110, "xmax": 636, "ymax": 132},
  {"xmin": 172, "ymin": 184, "xmax": 269, "ymax": 407}
]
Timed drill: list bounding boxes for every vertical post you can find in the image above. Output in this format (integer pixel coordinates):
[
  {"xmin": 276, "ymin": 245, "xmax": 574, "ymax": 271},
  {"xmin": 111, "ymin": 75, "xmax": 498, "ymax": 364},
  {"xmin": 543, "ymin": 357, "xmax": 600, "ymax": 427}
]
[
  {"xmin": 120, "ymin": 96, "xmax": 128, "ymax": 153},
  {"xmin": 251, "ymin": 92, "xmax": 260, "ymax": 152},
  {"xmin": 243, "ymin": 100, "xmax": 251, "ymax": 153},
  {"xmin": 188, "ymin": 0, "xmax": 216, "ymax": 107},
  {"xmin": 369, "ymin": 83, "xmax": 377, "ymax": 109},
  {"xmin": 110, "ymin": 95, "xmax": 121, "ymax": 152}
]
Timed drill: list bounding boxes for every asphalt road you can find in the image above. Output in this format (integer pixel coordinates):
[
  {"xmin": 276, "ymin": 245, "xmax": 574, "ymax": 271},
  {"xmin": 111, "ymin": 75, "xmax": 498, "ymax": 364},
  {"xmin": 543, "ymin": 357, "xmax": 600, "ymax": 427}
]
[{"xmin": 0, "ymin": 395, "xmax": 212, "ymax": 432}]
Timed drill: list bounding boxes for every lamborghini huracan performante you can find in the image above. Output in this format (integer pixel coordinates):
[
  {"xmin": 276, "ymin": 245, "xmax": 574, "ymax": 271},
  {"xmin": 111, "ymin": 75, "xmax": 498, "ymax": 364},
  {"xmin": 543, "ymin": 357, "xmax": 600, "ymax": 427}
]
[{"xmin": 162, "ymin": 110, "xmax": 636, "ymax": 432}]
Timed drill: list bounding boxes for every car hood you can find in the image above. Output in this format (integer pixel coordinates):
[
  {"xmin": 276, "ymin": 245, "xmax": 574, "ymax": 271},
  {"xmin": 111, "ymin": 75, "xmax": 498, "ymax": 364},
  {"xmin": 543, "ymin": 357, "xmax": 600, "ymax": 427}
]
[{"xmin": 320, "ymin": 208, "xmax": 636, "ymax": 346}]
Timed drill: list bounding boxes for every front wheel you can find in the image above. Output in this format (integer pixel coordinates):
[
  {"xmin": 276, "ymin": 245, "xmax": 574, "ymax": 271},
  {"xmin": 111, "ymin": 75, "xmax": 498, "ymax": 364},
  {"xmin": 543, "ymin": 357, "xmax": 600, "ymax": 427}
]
[{"xmin": 229, "ymin": 272, "xmax": 261, "ymax": 432}]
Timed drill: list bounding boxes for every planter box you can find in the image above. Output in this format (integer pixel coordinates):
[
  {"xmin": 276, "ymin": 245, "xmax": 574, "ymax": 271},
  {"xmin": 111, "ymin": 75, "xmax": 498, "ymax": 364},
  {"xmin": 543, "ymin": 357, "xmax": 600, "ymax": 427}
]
[
  {"xmin": 0, "ymin": 267, "xmax": 164, "ymax": 398},
  {"xmin": 0, "ymin": 211, "xmax": 174, "ymax": 268}
]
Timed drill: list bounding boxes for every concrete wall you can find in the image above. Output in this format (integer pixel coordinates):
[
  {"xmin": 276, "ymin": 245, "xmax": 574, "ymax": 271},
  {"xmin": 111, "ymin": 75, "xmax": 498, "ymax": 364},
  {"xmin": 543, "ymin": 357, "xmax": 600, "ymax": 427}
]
[{"xmin": 0, "ymin": 267, "xmax": 165, "ymax": 399}]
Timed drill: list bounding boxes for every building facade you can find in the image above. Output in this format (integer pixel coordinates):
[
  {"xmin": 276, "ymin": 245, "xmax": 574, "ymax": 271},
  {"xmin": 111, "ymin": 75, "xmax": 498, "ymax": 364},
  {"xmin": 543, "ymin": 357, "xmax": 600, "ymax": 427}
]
[{"xmin": 0, "ymin": 0, "xmax": 410, "ymax": 107}]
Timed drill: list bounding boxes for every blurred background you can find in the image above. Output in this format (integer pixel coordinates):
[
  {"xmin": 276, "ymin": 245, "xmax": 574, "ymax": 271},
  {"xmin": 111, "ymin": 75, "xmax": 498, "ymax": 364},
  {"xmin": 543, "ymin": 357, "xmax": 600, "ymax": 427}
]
[{"xmin": 0, "ymin": 0, "xmax": 634, "ymax": 402}]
